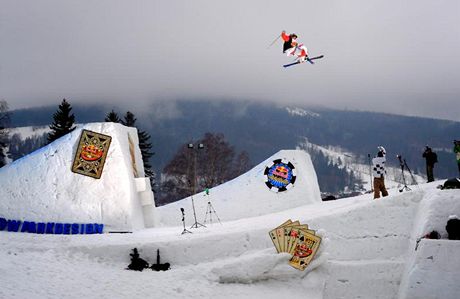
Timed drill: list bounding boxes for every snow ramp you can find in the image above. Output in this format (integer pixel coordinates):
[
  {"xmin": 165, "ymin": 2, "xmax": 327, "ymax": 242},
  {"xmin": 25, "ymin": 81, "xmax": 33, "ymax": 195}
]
[{"xmin": 157, "ymin": 149, "xmax": 321, "ymax": 226}]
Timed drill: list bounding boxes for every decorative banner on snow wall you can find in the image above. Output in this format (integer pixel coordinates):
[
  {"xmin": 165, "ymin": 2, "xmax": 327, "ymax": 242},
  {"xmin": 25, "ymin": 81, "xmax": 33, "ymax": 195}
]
[
  {"xmin": 71, "ymin": 129, "xmax": 112, "ymax": 179},
  {"xmin": 264, "ymin": 159, "xmax": 296, "ymax": 192},
  {"xmin": 0, "ymin": 217, "xmax": 104, "ymax": 235}
]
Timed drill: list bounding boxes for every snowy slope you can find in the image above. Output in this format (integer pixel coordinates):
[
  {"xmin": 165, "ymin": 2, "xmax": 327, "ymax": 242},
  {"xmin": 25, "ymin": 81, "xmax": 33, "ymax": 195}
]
[
  {"xmin": 0, "ymin": 182, "xmax": 459, "ymax": 298},
  {"xmin": 157, "ymin": 150, "xmax": 321, "ymax": 226},
  {"xmin": 298, "ymin": 139, "xmax": 426, "ymax": 192}
]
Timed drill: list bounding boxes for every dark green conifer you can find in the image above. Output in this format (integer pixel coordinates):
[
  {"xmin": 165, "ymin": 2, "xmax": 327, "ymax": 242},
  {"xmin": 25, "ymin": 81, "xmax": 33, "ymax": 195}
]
[
  {"xmin": 47, "ymin": 99, "xmax": 76, "ymax": 144},
  {"xmin": 104, "ymin": 110, "xmax": 121, "ymax": 123}
]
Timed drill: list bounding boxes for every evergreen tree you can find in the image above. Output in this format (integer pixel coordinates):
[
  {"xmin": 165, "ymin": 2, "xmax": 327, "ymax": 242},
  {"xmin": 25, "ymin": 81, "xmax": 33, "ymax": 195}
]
[
  {"xmin": 105, "ymin": 110, "xmax": 121, "ymax": 123},
  {"xmin": 0, "ymin": 100, "xmax": 10, "ymax": 167},
  {"xmin": 121, "ymin": 111, "xmax": 136, "ymax": 127},
  {"xmin": 47, "ymin": 99, "xmax": 76, "ymax": 144},
  {"xmin": 138, "ymin": 130, "xmax": 155, "ymax": 178},
  {"xmin": 121, "ymin": 111, "xmax": 155, "ymax": 184}
]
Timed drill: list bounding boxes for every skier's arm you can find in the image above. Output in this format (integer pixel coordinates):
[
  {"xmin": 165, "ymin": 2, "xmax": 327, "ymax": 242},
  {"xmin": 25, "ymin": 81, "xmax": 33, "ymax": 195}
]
[{"xmin": 281, "ymin": 31, "xmax": 290, "ymax": 42}]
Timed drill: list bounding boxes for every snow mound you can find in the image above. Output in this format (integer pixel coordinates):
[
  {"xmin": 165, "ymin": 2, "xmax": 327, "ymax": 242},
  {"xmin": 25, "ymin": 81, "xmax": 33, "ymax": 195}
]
[
  {"xmin": 211, "ymin": 232, "xmax": 328, "ymax": 284},
  {"xmin": 158, "ymin": 149, "xmax": 321, "ymax": 226},
  {"xmin": 0, "ymin": 122, "xmax": 156, "ymax": 231}
]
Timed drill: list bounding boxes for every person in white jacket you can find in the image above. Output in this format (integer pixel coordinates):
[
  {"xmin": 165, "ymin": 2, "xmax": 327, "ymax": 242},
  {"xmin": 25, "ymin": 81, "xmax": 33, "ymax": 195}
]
[{"xmin": 372, "ymin": 146, "xmax": 388, "ymax": 199}]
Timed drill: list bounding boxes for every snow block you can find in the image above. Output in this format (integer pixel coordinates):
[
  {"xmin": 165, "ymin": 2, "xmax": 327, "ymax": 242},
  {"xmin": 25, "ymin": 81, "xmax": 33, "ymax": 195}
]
[
  {"xmin": 158, "ymin": 149, "xmax": 321, "ymax": 225},
  {"xmin": 0, "ymin": 122, "xmax": 156, "ymax": 231},
  {"xmin": 398, "ymin": 239, "xmax": 460, "ymax": 299}
]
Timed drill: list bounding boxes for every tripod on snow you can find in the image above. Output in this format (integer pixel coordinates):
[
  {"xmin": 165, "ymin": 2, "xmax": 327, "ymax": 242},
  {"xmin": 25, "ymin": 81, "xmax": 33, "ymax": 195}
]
[
  {"xmin": 203, "ymin": 201, "xmax": 222, "ymax": 225},
  {"xmin": 397, "ymin": 155, "xmax": 418, "ymax": 192},
  {"xmin": 180, "ymin": 208, "xmax": 192, "ymax": 235},
  {"xmin": 202, "ymin": 188, "xmax": 221, "ymax": 225}
]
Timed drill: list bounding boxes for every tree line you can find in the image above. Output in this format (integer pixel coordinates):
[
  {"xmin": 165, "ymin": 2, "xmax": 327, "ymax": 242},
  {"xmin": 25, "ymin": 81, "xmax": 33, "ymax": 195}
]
[{"xmin": 0, "ymin": 99, "xmax": 252, "ymax": 206}]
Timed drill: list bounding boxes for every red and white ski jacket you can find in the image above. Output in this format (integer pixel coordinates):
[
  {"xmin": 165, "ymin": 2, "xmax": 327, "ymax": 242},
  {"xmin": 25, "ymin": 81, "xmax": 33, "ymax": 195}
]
[{"xmin": 281, "ymin": 31, "xmax": 298, "ymax": 53}]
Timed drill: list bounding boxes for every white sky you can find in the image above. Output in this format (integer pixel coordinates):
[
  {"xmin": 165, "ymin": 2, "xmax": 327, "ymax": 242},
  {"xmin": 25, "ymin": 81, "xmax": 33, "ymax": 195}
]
[{"xmin": 1, "ymin": 0, "xmax": 459, "ymax": 121}]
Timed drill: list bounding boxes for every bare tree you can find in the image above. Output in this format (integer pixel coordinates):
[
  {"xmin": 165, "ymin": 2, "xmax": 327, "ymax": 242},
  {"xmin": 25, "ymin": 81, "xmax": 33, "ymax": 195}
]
[
  {"xmin": 159, "ymin": 132, "xmax": 251, "ymax": 205},
  {"xmin": 233, "ymin": 150, "xmax": 251, "ymax": 178},
  {"xmin": 197, "ymin": 133, "xmax": 235, "ymax": 187}
]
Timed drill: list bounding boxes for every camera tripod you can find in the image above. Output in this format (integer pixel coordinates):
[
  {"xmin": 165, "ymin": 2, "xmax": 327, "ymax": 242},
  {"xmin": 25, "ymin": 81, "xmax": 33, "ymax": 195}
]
[
  {"xmin": 397, "ymin": 155, "xmax": 418, "ymax": 192},
  {"xmin": 203, "ymin": 201, "xmax": 222, "ymax": 225},
  {"xmin": 180, "ymin": 208, "xmax": 192, "ymax": 235},
  {"xmin": 189, "ymin": 196, "xmax": 206, "ymax": 229}
]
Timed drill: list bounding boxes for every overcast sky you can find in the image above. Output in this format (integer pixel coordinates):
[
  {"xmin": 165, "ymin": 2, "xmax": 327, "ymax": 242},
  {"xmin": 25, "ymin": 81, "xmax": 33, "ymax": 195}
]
[{"xmin": 1, "ymin": 0, "xmax": 459, "ymax": 121}]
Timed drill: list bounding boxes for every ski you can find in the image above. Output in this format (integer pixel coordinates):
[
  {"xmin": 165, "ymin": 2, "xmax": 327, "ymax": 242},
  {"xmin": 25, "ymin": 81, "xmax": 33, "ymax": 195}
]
[{"xmin": 283, "ymin": 55, "xmax": 324, "ymax": 68}]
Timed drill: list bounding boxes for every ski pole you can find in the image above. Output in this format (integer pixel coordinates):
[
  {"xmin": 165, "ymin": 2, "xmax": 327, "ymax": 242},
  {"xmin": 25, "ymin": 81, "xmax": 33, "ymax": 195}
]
[
  {"xmin": 266, "ymin": 34, "xmax": 281, "ymax": 49},
  {"xmin": 368, "ymin": 154, "xmax": 373, "ymax": 191}
]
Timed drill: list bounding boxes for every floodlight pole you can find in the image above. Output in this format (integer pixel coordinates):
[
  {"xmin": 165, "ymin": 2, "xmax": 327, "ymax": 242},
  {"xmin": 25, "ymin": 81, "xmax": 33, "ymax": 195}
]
[{"xmin": 188, "ymin": 143, "xmax": 206, "ymax": 229}]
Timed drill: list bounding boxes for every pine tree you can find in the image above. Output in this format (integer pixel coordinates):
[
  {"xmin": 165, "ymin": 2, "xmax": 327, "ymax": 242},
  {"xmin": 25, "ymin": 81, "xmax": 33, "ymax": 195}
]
[
  {"xmin": 121, "ymin": 111, "xmax": 136, "ymax": 127},
  {"xmin": 138, "ymin": 130, "xmax": 155, "ymax": 178},
  {"xmin": 47, "ymin": 99, "xmax": 76, "ymax": 144},
  {"xmin": 121, "ymin": 111, "xmax": 155, "ymax": 184},
  {"xmin": 105, "ymin": 110, "xmax": 121, "ymax": 123}
]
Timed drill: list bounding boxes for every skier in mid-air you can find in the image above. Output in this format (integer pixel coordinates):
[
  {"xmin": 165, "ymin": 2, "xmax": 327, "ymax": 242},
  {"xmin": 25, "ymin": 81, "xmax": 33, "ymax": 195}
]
[
  {"xmin": 281, "ymin": 31, "xmax": 309, "ymax": 63},
  {"xmin": 278, "ymin": 30, "xmax": 323, "ymax": 67}
]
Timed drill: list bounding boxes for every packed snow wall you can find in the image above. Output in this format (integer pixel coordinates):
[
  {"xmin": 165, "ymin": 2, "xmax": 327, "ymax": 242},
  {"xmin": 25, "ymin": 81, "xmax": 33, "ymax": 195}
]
[
  {"xmin": 158, "ymin": 149, "xmax": 321, "ymax": 226},
  {"xmin": 0, "ymin": 123, "xmax": 156, "ymax": 232}
]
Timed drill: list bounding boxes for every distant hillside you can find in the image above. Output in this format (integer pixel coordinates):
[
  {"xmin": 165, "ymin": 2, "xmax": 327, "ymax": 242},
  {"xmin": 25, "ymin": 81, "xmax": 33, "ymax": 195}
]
[{"xmin": 8, "ymin": 100, "xmax": 460, "ymax": 195}]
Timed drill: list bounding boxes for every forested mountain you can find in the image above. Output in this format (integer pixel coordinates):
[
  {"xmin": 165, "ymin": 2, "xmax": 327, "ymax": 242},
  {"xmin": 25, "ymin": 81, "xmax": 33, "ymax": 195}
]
[{"xmin": 8, "ymin": 100, "xmax": 460, "ymax": 197}]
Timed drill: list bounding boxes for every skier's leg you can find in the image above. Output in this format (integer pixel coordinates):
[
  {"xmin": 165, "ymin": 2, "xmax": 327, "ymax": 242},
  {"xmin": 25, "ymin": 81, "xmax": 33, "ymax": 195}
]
[
  {"xmin": 427, "ymin": 165, "xmax": 434, "ymax": 182},
  {"xmin": 381, "ymin": 179, "xmax": 389, "ymax": 197},
  {"xmin": 373, "ymin": 178, "xmax": 381, "ymax": 199},
  {"xmin": 286, "ymin": 47, "xmax": 296, "ymax": 56}
]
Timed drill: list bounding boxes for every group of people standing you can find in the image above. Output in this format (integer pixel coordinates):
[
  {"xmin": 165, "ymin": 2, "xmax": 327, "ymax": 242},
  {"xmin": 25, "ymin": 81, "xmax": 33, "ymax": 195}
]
[{"xmin": 371, "ymin": 141, "xmax": 460, "ymax": 199}]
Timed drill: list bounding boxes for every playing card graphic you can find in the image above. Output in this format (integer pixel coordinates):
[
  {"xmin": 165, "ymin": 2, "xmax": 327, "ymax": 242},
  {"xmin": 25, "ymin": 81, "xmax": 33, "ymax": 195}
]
[
  {"xmin": 284, "ymin": 224, "xmax": 305, "ymax": 253},
  {"xmin": 286, "ymin": 225, "xmax": 315, "ymax": 254},
  {"xmin": 288, "ymin": 230, "xmax": 321, "ymax": 271},
  {"xmin": 269, "ymin": 219, "xmax": 292, "ymax": 253},
  {"xmin": 269, "ymin": 220, "xmax": 322, "ymax": 271},
  {"xmin": 71, "ymin": 130, "xmax": 112, "ymax": 179},
  {"xmin": 276, "ymin": 224, "xmax": 288, "ymax": 252}
]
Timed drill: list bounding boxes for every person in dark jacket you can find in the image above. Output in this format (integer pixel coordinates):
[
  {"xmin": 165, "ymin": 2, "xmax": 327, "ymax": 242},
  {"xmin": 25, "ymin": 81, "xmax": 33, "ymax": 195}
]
[
  {"xmin": 422, "ymin": 146, "xmax": 438, "ymax": 182},
  {"xmin": 454, "ymin": 140, "xmax": 460, "ymax": 176}
]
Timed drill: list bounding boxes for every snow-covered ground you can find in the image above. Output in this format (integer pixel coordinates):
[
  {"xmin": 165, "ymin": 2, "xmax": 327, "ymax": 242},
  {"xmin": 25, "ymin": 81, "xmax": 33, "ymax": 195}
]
[
  {"xmin": 2, "ymin": 181, "xmax": 460, "ymax": 298},
  {"xmin": 1, "ymin": 124, "xmax": 459, "ymax": 299}
]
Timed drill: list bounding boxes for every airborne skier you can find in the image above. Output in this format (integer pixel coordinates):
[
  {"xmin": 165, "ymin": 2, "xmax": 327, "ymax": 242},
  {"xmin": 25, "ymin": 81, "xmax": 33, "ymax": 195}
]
[
  {"xmin": 281, "ymin": 31, "xmax": 309, "ymax": 63},
  {"xmin": 278, "ymin": 30, "xmax": 324, "ymax": 68}
]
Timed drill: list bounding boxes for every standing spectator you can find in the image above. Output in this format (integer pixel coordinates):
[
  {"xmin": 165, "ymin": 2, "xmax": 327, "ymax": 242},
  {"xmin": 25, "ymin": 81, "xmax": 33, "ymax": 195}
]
[
  {"xmin": 454, "ymin": 140, "xmax": 460, "ymax": 177},
  {"xmin": 422, "ymin": 146, "xmax": 438, "ymax": 182},
  {"xmin": 372, "ymin": 146, "xmax": 388, "ymax": 199}
]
